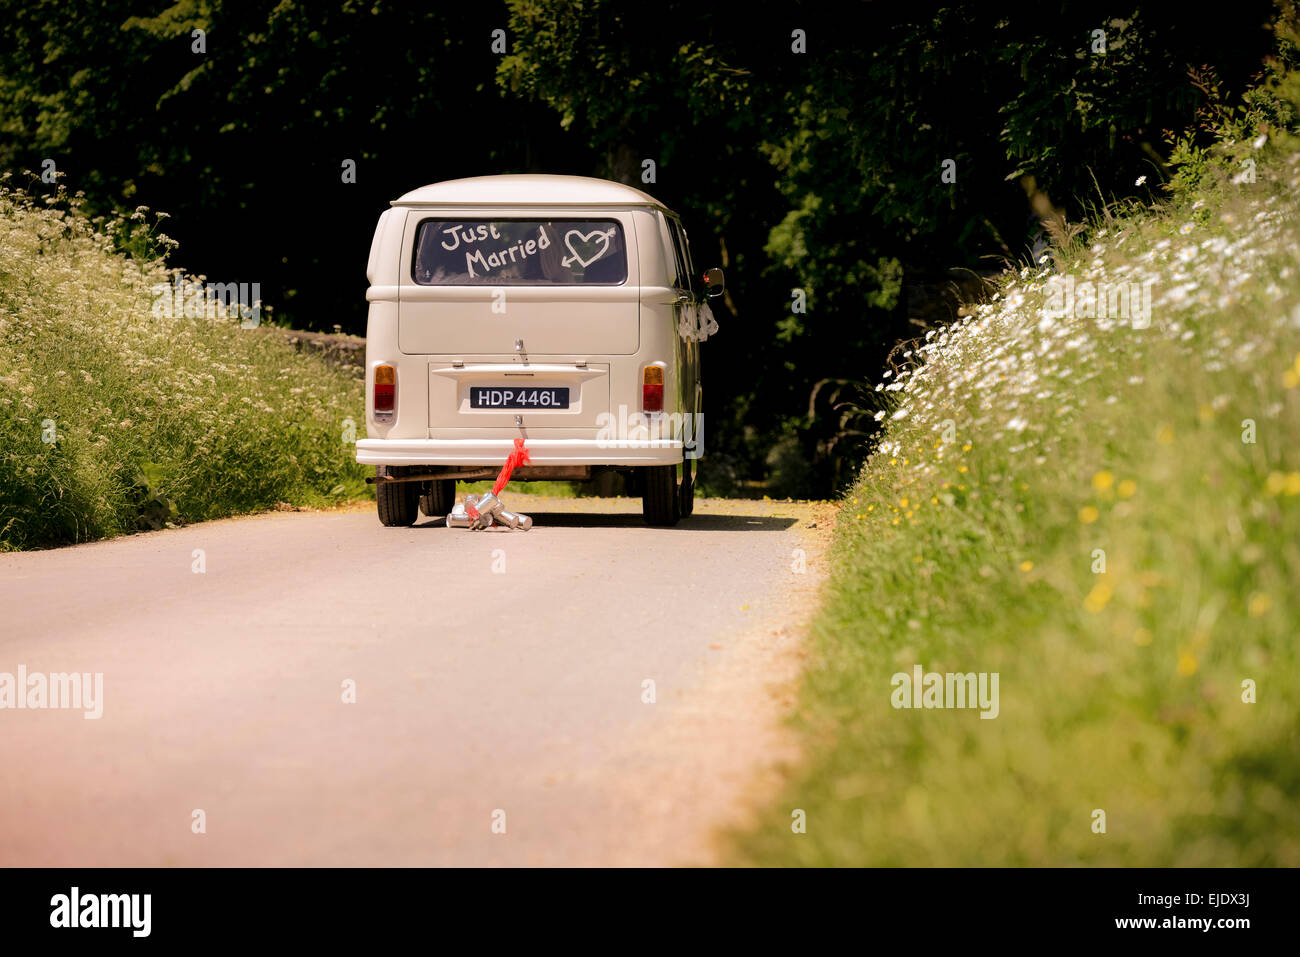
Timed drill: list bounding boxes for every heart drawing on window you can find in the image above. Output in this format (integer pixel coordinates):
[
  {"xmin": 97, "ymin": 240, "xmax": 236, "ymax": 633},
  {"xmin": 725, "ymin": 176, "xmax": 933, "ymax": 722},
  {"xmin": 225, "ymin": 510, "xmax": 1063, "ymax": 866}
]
[{"xmin": 560, "ymin": 228, "xmax": 616, "ymax": 269}]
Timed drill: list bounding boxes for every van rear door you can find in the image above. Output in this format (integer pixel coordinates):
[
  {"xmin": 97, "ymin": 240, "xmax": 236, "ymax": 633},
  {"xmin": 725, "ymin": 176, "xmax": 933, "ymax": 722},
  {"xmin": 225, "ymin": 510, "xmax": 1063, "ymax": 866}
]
[
  {"xmin": 397, "ymin": 212, "xmax": 637, "ymax": 433},
  {"xmin": 398, "ymin": 214, "xmax": 639, "ymax": 356}
]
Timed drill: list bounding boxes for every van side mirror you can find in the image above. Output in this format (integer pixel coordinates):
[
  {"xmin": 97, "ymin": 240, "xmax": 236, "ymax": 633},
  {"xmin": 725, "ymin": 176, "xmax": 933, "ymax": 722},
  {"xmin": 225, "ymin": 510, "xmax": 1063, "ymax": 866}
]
[{"xmin": 703, "ymin": 267, "xmax": 725, "ymax": 298}]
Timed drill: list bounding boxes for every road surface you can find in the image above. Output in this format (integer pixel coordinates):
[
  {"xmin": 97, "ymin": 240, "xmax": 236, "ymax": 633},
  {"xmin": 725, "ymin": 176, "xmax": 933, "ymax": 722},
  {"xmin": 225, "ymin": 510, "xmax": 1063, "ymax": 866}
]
[{"xmin": 0, "ymin": 495, "xmax": 829, "ymax": 866}]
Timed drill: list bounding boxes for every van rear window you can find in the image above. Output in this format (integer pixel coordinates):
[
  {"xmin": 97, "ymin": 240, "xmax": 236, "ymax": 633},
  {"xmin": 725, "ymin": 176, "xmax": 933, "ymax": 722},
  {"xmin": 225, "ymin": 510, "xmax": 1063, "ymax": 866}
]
[{"xmin": 412, "ymin": 219, "xmax": 628, "ymax": 285}]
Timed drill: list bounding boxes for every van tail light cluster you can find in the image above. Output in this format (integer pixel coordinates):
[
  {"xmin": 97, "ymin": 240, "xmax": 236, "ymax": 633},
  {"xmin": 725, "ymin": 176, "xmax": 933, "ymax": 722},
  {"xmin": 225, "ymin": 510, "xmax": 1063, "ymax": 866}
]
[
  {"xmin": 642, "ymin": 365, "xmax": 664, "ymax": 412},
  {"xmin": 374, "ymin": 364, "xmax": 396, "ymax": 415}
]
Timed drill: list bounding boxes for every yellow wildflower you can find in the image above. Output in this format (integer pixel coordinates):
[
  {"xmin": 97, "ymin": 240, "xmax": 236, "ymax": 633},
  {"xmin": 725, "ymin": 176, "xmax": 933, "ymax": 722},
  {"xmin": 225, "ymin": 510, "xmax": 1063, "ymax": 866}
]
[{"xmin": 1084, "ymin": 581, "xmax": 1112, "ymax": 612}]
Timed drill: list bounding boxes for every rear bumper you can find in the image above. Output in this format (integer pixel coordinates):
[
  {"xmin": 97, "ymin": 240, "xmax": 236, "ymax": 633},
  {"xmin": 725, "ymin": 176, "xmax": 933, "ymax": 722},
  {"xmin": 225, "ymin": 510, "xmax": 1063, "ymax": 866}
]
[{"xmin": 355, "ymin": 437, "xmax": 683, "ymax": 467}]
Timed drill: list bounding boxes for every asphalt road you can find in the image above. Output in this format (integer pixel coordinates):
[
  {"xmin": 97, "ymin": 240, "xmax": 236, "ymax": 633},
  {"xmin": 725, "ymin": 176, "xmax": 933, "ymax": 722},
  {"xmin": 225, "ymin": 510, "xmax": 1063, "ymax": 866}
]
[{"xmin": 0, "ymin": 495, "xmax": 825, "ymax": 866}]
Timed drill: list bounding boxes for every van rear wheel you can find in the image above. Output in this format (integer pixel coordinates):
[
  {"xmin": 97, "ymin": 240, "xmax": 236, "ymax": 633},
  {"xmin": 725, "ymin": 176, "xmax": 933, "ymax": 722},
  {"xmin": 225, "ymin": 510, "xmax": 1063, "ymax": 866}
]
[
  {"xmin": 376, "ymin": 466, "xmax": 419, "ymax": 527},
  {"xmin": 642, "ymin": 464, "xmax": 680, "ymax": 527},
  {"xmin": 419, "ymin": 479, "xmax": 455, "ymax": 518}
]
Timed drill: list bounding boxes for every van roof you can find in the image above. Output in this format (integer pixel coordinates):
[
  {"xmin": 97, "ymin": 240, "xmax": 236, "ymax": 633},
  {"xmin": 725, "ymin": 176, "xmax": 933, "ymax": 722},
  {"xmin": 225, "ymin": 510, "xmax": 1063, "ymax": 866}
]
[{"xmin": 392, "ymin": 174, "xmax": 674, "ymax": 213}]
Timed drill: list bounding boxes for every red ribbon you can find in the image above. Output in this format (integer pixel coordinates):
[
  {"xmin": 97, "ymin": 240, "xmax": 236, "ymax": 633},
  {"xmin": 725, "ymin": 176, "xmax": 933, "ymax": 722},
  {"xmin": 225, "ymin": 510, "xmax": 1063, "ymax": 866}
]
[{"xmin": 492, "ymin": 437, "xmax": 531, "ymax": 496}]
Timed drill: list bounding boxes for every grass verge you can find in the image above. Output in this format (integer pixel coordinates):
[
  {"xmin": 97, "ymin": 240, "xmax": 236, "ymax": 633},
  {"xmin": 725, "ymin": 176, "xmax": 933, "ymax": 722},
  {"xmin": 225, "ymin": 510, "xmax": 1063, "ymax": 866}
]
[
  {"xmin": 732, "ymin": 140, "xmax": 1300, "ymax": 863},
  {"xmin": 0, "ymin": 185, "xmax": 369, "ymax": 549}
]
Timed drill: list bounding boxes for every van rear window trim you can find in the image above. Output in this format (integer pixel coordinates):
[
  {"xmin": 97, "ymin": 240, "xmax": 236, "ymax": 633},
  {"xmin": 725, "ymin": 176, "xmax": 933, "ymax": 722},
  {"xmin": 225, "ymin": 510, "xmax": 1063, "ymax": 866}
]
[{"xmin": 409, "ymin": 216, "xmax": 630, "ymax": 287}]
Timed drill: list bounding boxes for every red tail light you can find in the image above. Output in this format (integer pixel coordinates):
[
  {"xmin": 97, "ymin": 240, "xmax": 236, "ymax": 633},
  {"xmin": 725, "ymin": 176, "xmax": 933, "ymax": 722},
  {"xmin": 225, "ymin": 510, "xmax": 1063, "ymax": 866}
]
[
  {"xmin": 374, "ymin": 364, "xmax": 396, "ymax": 414},
  {"xmin": 642, "ymin": 365, "xmax": 664, "ymax": 412}
]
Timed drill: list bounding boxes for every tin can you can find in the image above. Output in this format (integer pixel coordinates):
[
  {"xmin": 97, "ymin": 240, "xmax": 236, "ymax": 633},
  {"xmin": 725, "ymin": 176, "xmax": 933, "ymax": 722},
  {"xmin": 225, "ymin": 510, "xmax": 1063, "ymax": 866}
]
[
  {"xmin": 446, "ymin": 502, "xmax": 472, "ymax": 528},
  {"xmin": 469, "ymin": 492, "xmax": 502, "ymax": 530},
  {"xmin": 496, "ymin": 508, "xmax": 533, "ymax": 531}
]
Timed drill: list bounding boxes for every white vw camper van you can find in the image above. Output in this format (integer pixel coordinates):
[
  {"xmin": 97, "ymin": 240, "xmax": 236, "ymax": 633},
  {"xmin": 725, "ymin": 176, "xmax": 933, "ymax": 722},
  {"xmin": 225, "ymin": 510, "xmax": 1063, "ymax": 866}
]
[{"xmin": 355, "ymin": 174, "xmax": 723, "ymax": 527}]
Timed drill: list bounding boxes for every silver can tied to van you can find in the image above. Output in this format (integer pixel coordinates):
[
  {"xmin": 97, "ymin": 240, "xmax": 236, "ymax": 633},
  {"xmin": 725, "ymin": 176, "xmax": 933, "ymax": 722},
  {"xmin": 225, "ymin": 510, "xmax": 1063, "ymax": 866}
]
[
  {"xmin": 446, "ymin": 492, "xmax": 531, "ymax": 531},
  {"xmin": 494, "ymin": 507, "xmax": 533, "ymax": 531},
  {"xmin": 445, "ymin": 500, "xmax": 474, "ymax": 528},
  {"xmin": 468, "ymin": 491, "xmax": 500, "ymax": 530},
  {"xmin": 443, "ymin": 440, "xmax": 534, "ymax": 532}
]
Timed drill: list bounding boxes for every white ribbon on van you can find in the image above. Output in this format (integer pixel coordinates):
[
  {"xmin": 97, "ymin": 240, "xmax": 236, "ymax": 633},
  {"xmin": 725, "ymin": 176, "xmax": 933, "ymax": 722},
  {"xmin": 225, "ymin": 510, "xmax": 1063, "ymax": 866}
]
[{"xmin": 678, "ymin": 302, "xmax": 719, "ymax": 342}]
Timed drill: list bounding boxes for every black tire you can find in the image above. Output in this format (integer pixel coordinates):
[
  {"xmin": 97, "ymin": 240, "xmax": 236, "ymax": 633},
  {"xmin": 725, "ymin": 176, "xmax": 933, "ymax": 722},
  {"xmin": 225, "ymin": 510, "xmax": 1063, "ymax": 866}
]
[
  {"xmin": 419, "ymin": 478, "xmax": 456, "ymax": 517},
  {"xmin": 679, "ymin": 459, "xmax": 695, "ymax": 518},
  {"xmin": 376, "ymin": 466, "xmax": 419, "ymax": 527},
  {"xmin": 642, "ymin": 464, "xmax": 680, "ymax": 527}
]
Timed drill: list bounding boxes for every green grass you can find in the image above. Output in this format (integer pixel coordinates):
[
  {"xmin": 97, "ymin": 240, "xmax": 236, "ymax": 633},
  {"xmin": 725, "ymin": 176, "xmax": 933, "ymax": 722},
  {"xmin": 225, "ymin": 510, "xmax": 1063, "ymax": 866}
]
[
  {"xmin": 732, "ymin": 148, "xmax": 1300, "ymax": 865},
  {"xmin": 460, "ymin": 479, "xmax": 581, "ymax": 498},
  {"xmin": 0, "ymin": 185, "xmax": 370, "ymax": 549}
]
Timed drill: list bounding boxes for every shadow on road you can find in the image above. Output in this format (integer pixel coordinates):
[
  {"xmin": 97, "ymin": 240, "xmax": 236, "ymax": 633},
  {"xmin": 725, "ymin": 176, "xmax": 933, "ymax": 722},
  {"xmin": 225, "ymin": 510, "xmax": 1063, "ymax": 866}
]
[{"xmin": 413, "ymin": 512, "xmax": 799, "ymax": 531}]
